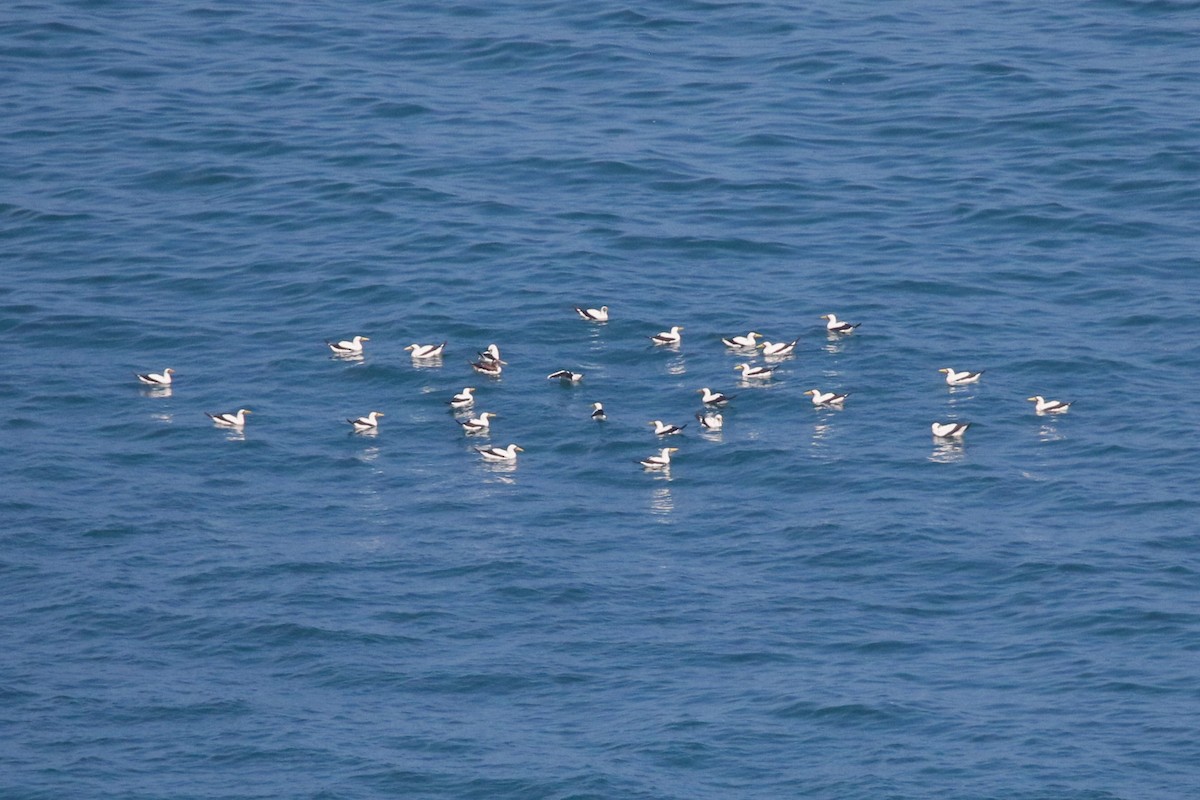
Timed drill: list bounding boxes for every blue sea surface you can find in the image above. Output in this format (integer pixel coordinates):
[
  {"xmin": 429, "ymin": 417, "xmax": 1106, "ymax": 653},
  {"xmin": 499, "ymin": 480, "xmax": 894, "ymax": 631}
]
[{"xmin": 3, "ymin": 1, "xmax": 1199, "ymax": 798}]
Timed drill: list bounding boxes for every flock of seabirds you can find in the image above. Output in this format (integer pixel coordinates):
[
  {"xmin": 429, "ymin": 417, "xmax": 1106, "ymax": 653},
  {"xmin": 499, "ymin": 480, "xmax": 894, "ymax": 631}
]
[{"xmin": 136, "ymin": 307, "xmax": 1072, "ymax": 470}]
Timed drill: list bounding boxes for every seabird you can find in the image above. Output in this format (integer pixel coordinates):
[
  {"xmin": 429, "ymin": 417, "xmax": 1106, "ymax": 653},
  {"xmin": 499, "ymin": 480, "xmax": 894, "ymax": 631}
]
[
  {"xmin": 476, "ymin": 443, "xmax": 523, "ymax": 462},
  {"xmin": 478, "ymin": 343, "xmax": 505, "ymax": 364},
  {"xmin": 696, "ymin": 411, "xmax": 723, "ymax": 431},
  {"xmin": 405, "ymin": 342, "xmax": 446, "ymax": 359},
  {"xmin": 547, "ymin": 369, "xmax": 584, "ymax": 383},
  {"xmin": 804, "ymin": 388, "xmax": 848, "ymax": 407},
  {"xmin": 759, "ymin": 339, "xmax": 798, "ymax": 357},
  {"xmin": 939, "ymin": 368, "xmax": 983, "ymax": 386},
  {"xmin": 651, "ymin": 326, "xmax": 684, "ymax": 345},
  {"xmin": 449, "ymin": 387, "xmax": 476, "ymax": 409},
  {"xmin": 591, "ymin": 402, "xmax": 607, "ymax": 421},
  {"xmin": 697, "ymin": 387, "xmax": 734, "ymax": 406},
  {"xmin": 206, "ymin": 408, "xmax": 251, "ymax": 427},
  {"xmin": 1027, "ymin": 395, "xmax": 1072, "ymax": 414},
  {"xmin": 649, "ymin": 420, "xmax": 686, "ymax": 436},
  {"xmin": 639, "ymin": 447, "xmax": 677, "ymax": 469},
  {"xmin": 931, "ymin": 421, "xmax": 970, "ymax": 438},
  {"xmin": 574, "ymin": 305, "xmax": 609, "ymax": 322},
  {"xmin": 460, "ymin": 411, "xmax": 497, "ymax": 434},
  {"xmin": 348, "ymin": 411, "xmax": 384, "ymax": 431},
  {"xmin": 327, "ymin": 335, "xmax": 369, "ymax": 355},
  {"xmin": 136, "ymin": 368, "xmax": 175, "ymax": 386},
  {"xmin": 820, "ymin": 314, "xmax": 859, "ymax": 334},
  {"xmin": 735, "ymin": 363, "xmax": 774, "ymax": 380},
  {"xmin": 722, "ymin": 331, "xmax": 761, "ymax": 348},
  {"xmin": 471, "ymin": 358, "xmax": 503, "ymax": 377}
]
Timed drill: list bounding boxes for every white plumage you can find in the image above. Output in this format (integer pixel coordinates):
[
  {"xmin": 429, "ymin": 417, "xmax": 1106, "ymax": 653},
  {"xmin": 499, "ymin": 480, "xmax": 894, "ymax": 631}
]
[
  {"xmin": 206, "ymin": 408, "xmax": 251, "ymax": 427},
  {"xmin": 651, "ymin": 326, "xmax": 684, "ymax": 345},
  {"xmin": 348, "ymin": 411, "xmax": 384, "ymax": 430},
  {"xmin": 1027, "ymin": 395, "xmax": 1071, "ymax": 414},
  {"xmin": 696, "ymin": 411, "xmax": 723, "ymax": 431},
  {"xmin": 327, "ymin": 335, "xmax": 369, "ymax": 355},
  {"xmin": 547, "ymin": 369, "xmax": 583, "ymax": 382},
  {"xmin": 697, "ymin": 387, "xmax": 733, "ymax": 406},
  {"xmin": 477, "ymin": 443, "xmax": 523, "ymax": 462},
  {"xmin": 940, "ymin": 368, "xmax": 983, "ymax": 386},
  {"xmin": 722, "ymin": 332, "xmax": 761, "ymax": 348},
  {"xmin": 591, "ymin": 402, "xmax": 607, "ymax": 421},
  {"xmin": 759, "ymin": 339, "xmax": 798, "ymax": 357},
  {"xmin": 460, "ymin": 411, "xmax": 497, "ymax": 435},
  {"xmin": 735, "ymin": 363, "xmax": 774, "ymax": 380},
  {"xmin": 931, "ymin": 421, "xmax": 970, "ymax": 438},
  {"xmin": 820, "ymin": 314, "xmax": 859, "ymax": 334},
  {"xmin": 449, "ymin": 387, "xmax": 476, "ymax": 409},
  {"xmin": 405, "ymin": 342, "xmax": 446, "ymax": 358},
  {"xmin": 649, "ymin": 420, "xmax": 686, "ymax": 436},
  {"xmin": 136, "ymin": 368, "xmax": 175, "ymax": 386},
  {"xmin": 639, "ymin": 447, "xmax": 677, "ymax": 469},
  {"xmin": 805, "ymin": 388, "xmax": 847, "ymax": 407},
  {"xmin": 574, "ymin": 305, "xmax": 609, "ymax": 322}
]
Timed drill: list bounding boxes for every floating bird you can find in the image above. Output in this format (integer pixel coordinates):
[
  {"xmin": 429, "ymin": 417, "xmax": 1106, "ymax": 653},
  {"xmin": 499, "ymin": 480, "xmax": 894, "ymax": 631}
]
[
  {"xmin": 574, "ymin": 305, "xmax": 609, "ymax": 322},
  {"xmin": 820, "ymin": 314, "xmax": 859, "ymax": 334},
  {"xmin": 478, "ymin": 343, "xmax": 505, "ymax": 364},
  {"xmin": 651, "ymin": 326, "xmax": 684, "ymax": 345},
  {"xmin": 804, "ymin": 388, "xmax": 848, "ymax": 407},
  {"xmin": 206, "ymin": 408, "xmax": 251, "ymax": 427},
  {"xmin": 696, "ymin": 411, "xmax": 723, "ymax": 431},
  {"xmin": 348, "ymin": 411, "xmax": 384, "ymax": 431},
  {"xmin": 591, "ymin": 402, "xmax": 607, "ymax": 421},
  {"xmin": 735, "ymin": 363, "xmax": 774, "ymax": 380},
  {"xmin": 722, "ymin": 331, "xmax": 761, "ymax": 348},
  {"xmin": 471, "ymin": 358, "xmax": 503, "ymax": 377},
  {"xmin": 136, "ymin": 368, "xmax": 175, "ymax": 386},
  {"xmin": 931, "ymin": 421, "xmax": 970, "ymax": 438},
  {"xmin": 460, "ymin": 411, "xmax": 497, "ymax": 435},
  {"xmin": 327, "ymin": 335, "xmax": 369, "ymax": 355},
  {"xmin": 639, "ymin": 447, "xmax": 677, "ymax": 469},
  {"xmin": 1027, "ymin": 395, "xmax": 1072, "ymax": 414},
  {"xmin": 697, "ymin": 387, "xmax": 734, "ymax": 406},
  {"xmin": 940, "ymin": 368, "xmax": 983, "ymax": 386},
  {"xmin": 449, "ymin": 387, "xmax": 476, "ymax": 409},
  {"xmin": 405, "ymin": 342, "xmax": 446, "ymax": 359},
  {"xmin": 476, "ymin": 443, "xmax": 523, "ymax": 462},
  {"xmin": 547, "ymin": 369, "xmax": 584, "ymax": 383},
  {"xmin": 649, "ymin": 420, "xmax": 686, "ymax": 436},
  {"xmin": 759, "ymin": 339, "xmax": 798, "ymax": 357}
]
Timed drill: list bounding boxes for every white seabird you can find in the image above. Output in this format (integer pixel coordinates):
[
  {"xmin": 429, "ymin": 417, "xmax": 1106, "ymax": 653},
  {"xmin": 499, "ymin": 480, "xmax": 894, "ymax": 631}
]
[
  {"xmin": 820, "ymin": 314, "xmax": 860, "ymax": 334},
  {"xmin": 651, "ymin": 326, "xmax": 684, "ymax": 345},
  {"xmin": 696, "ymin": 411, "xmax": 723, "ymax": 431},
  {"xmin": 449, "ymin": 387, "xmax": 476, "ymax": 409},
  {"xmin": 460, "ymin": 411, "xmax": 498, "ymax": 435},
  {"xmin": 206, "ymin": 408, "xmax": 251, "ymax": 427},
  {"xmin": 735, "ymin": 363, "xmax": 774, "ymax": 380},
  {"xmin": 348, "ymin": 411, "xmax": 384, "ymax": 431},
  {"xmin": 931, "ymin": 421, "xmax": 970, "ymax": 438},
  {"xmin": 940, "ymin": 367, "xmax": 984, "ymax": 386},
  {"xmin": 639, "ymin": 447, "xmax": 677, "ymax": 469},
  {"xmin": 136, "ymin": 368, "xmax": 175, "ymax": 386},
  {"xmin": 478, "ymin": 343, "xmax": 505, "ymax": 364},
  {"xmin": 591, "ymin": 402, "xmax": 607, "ymax": 421},
  {"xmin": 547, "ymin": 369, "xmax": 584, "ymax": 383},
  {"xmin": 405, "ymin": 342, "xmax": 446, "ymax": 359},
  {"xmin": 649, "ymin": 420, "xmax": 686, "ymax": 436},
  {"xmin": 477, "ymin": 443, "xmax": 523, "ymax": 462},
  {"xmin": 697, "ymin": 387, "xmax": 734, "ymax": 406},
  {"xmin": 1028, "ymin": 395, "xmax": 1072, "ymax": 414},
  {"xmin": 574, "ymin": 305, "xmax": 609, "ymax": 322},
  {"xmin": 805, "ymin": 388, "xmax": 848, "ymax": 407},
  {"xmin": 722, "ymin": 331, "xmax": 761, "ymax": 348},
  {"xmin": 759, "ymin": 339, "xmax": 798, "ymax": 357},
  {"xmin": 327, "ymin": 335, "xmax": 369, "ymax": 355}
]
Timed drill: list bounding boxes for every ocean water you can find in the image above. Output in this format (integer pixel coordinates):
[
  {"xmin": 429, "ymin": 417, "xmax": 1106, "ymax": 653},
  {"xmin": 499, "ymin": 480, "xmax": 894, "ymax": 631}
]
[{"xmin": 3, "ymin": 1, "xmax": 1199, "ymax": 798}]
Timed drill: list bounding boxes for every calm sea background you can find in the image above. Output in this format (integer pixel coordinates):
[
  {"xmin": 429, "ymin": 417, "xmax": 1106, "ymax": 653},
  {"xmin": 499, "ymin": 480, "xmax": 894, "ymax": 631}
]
[{"xmin": 3, "ymin": 1, "xmax": 1199, "ymax": 798}]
